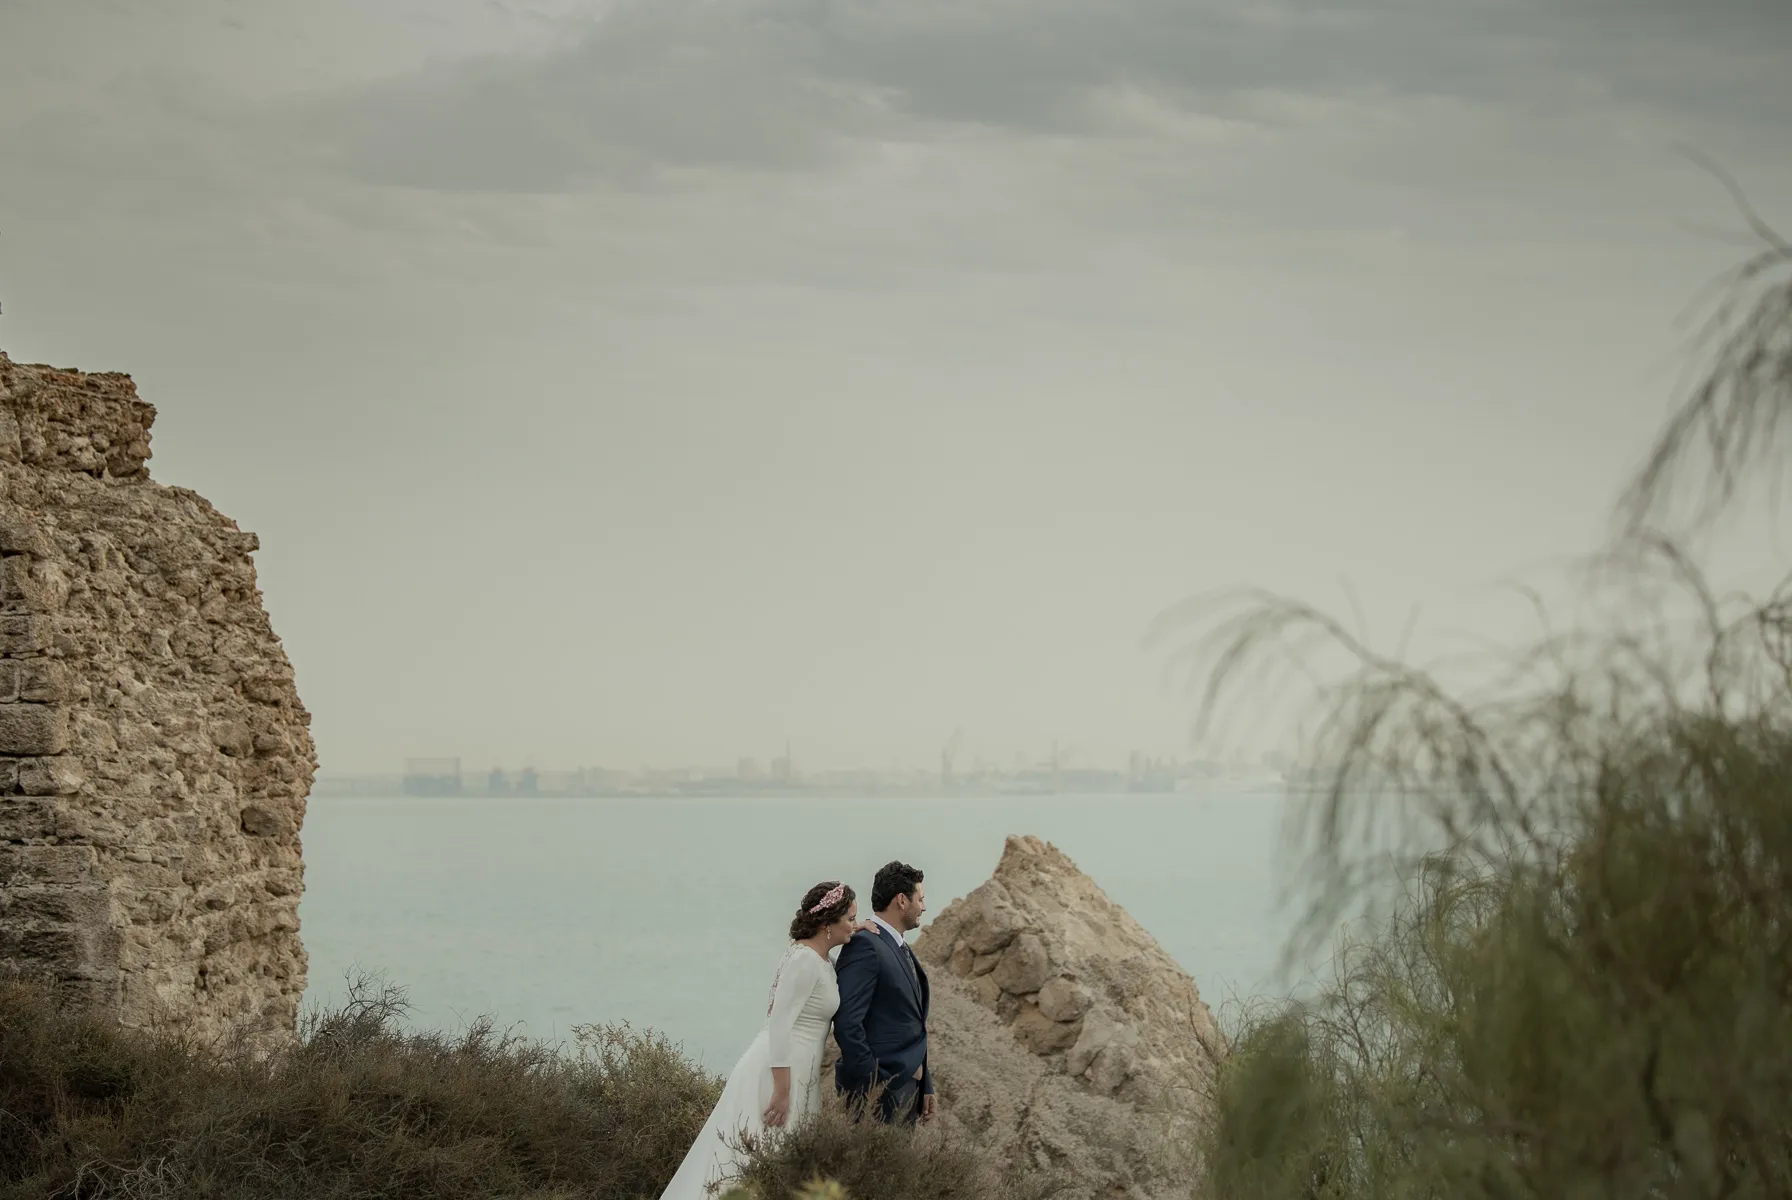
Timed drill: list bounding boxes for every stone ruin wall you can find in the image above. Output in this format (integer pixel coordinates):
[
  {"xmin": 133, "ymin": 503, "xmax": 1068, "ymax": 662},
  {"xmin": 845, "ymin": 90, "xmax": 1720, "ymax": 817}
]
[{"xmin": 0, "ymin": 351, "xmax": 315, "ymax": 1044}]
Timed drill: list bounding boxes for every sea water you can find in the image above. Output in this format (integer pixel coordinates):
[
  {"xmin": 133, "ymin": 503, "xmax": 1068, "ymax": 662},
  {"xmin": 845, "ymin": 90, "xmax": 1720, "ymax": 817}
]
[{"xmin": 298, "ymin": 789, "xmax": 1302, "ymax": 1071}]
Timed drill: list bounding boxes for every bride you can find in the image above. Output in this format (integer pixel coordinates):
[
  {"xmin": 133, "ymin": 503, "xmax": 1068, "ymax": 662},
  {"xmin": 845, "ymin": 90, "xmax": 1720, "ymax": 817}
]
[{"xmin": 659, "ymin": 881, "xmax": 861, "ymax": 1200}]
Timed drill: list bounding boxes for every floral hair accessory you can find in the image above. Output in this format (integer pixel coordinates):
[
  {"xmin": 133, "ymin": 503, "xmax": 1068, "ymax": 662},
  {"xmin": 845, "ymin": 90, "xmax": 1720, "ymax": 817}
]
[{"xmin": 808, "ymin": 882, "xmax": 846, "ymax": 914}]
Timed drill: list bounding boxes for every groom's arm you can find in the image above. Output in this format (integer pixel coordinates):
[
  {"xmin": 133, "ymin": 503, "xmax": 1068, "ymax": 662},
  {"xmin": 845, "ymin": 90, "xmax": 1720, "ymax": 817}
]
[{"xmin": 831, "ymin": 935, "xmax": 879, "ymax": 1092}]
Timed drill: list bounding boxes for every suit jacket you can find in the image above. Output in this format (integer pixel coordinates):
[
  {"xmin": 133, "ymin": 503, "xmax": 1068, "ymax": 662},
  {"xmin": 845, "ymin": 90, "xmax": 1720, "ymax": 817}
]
[{"xmin": 832, "ymin": 925, "xmax": 932, "ymax": 1099}]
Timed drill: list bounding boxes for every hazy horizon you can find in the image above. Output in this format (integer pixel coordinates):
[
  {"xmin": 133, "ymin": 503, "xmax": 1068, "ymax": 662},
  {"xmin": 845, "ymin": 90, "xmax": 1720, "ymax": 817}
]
[{"xmin": 3, "ymin": 0, "xmax": 1789, "ymax": 774}]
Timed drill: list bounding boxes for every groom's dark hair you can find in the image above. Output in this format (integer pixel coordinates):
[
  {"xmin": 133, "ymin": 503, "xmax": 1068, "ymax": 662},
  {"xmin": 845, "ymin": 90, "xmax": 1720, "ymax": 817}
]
[{"xmin": 871, "ymin": 861, "xmax": 924, "ymax": 912}]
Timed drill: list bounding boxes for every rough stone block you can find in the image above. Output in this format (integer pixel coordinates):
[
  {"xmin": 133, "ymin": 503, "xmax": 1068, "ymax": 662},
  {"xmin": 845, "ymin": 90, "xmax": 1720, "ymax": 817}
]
[
  {"xmin": 0, "ymin": 661, "xmax": 16, "ymax": 702},
  {"xmin": 0, "ymin": 795, "xmax": 56, "ymax": 839},
  {"xmin": 0, "ymin": 614, "xmax": 53, "ymax": 654},
  {"xmin": 18, "ymin": 755, "xmax": 82, "ymax": 795},
  {"xmin": 0, "ymin": 703, "xmax": 69, "ymax": 755},
  {"xmin": 3, "ymin": 883, "xmax": 111, "ymax": 926},
  {"xmin": 211, "ymin": 721, "xmax": 253, "ymax": 757},
  {"xmin": 0, "ymin": 757, "xmax": 16, "ymax": 791},
  {"xmin": 0, "ymin": 556, "xmax": 28, "ymax": 603},
  {"xmin": 991, "ymin": 931, "xmax": 1051, "ymax": 995},
  {"xmin": 0, "ymin": 518, "xmax": 52, "ymax": 557},
  {"xmin": 0, "ymin": 842, "xmax": 97, "ymax": 885},
  {"xmin": 0, "ymin": 924, "xmax": 84, "ymax": 969},
  {"xmin": 1088, "ymin": 1042, "xmax": 1136, "ymax": 1096},
  {"xmin": 242, "ymin": 675, "xmax": 291, "ymax": 704},
  {"xmin": 1013, "ymin": 1002, "xmax": 1083, "ymax": 1054},
  {"xmin": 0, "ymin": 914, "xmax": 119, "ymax": 980},
  {"xmin": 1066, "ymin": 1010, "xmax": 1115, "ymax": 1079},
  {"xmin": 17, "ymin": 660, "xmax": 71, "ymax": 703},
  {"xmin": 1, "ymin": 557, "xmax": 69, "ymax": 611},
  {"xmin": 1037, "ymin": 975, "xmax": 1092, "ymax": 1023},
  {"xmin": 954, "ymin": 886, "xmax": 1023, "ymax": 955},
  {"xmin": 239, "ymin": 805, "xmax": 289, "ymax": 838},
  {"xmin": 0, "ymin": 410, "xmax": 20, "ymax": 464}
]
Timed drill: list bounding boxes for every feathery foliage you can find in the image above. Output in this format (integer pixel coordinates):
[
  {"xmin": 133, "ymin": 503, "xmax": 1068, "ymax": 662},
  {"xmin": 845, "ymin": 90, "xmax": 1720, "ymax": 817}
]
[{"xmin": 1182, "ymin": 193, "xmax": 1792, "ymax": 1198}]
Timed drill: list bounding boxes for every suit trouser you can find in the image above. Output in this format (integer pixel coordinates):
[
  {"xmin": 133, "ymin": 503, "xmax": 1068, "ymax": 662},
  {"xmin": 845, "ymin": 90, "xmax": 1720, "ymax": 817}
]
[
  {"xmin": 841, "ymin": 1070, "xmax": 922, "ymax": 1126},
  {"xmin": 876, "ymin": 1073, "xmax": 921, "ymax": 1126}
]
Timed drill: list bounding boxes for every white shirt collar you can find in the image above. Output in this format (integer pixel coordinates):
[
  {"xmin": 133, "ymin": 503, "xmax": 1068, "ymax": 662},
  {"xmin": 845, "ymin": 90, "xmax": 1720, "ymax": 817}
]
[{"xmin": 870, "ymin": 913, "xmax": 908, "ymax": 946}]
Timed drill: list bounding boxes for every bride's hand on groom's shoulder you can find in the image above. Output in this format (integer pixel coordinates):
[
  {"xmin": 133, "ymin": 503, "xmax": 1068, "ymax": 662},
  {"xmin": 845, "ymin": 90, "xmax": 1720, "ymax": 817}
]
[{"xmin": 854, "ymin": 920, "xmax": 878, "ymax": 935}]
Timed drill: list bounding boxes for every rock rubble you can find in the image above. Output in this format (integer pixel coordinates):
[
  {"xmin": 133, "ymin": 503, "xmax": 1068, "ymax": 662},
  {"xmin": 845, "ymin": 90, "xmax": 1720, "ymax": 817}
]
[{"xmin": 917, "ymin": 835, "xmax": 1226, "ymax": 1199}]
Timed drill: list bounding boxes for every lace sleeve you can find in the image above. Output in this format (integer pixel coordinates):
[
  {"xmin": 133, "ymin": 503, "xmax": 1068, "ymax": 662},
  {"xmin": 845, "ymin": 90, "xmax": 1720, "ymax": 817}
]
[{"xmin": 766, "ymin": 947, "xmax": 820, "ymax": 1069}]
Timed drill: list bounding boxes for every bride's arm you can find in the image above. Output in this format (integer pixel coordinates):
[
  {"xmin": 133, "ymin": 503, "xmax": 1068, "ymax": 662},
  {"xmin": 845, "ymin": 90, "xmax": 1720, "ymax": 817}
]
[
  {"xmin": 763, "ymin": 950, "xmax": 820, "ymax": 1127},
  {"xmin": 765, "ymin": 1065, "xmax": 792, "ymax": 1127}
]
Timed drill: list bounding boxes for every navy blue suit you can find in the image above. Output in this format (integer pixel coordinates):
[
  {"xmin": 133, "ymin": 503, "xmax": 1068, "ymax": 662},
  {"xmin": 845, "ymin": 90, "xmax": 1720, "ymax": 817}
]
[{"xmin": 832, "ymin": 924, "xmax": 931, "ymax": 1123}]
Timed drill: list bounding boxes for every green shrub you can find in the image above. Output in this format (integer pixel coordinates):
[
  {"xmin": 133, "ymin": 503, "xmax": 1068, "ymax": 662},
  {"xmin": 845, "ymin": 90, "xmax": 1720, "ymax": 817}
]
[
  {"xmin": 0, "ymin": 974, "xmax": 1034, "ymax": 1200},
  {"xmin": 0, "ymin": 975, "xmax": 722, "ymax": 1199},
  {"xmin": 1203, "ymin": 768, "xmax": 1792, "ymax": 1200},
  {"xmin": 723, "ymin": 1097, "xmax": 1055, "ymax": 1200},
  {"xmin": 719, "ymin": 1177, "xmax": 851, "ymax": 1200}
]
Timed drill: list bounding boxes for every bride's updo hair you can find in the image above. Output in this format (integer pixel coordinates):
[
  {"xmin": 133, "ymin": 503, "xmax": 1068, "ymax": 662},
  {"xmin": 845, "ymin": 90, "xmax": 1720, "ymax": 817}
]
[{"xmin": 789, "ymin": 880, "xmax": 856, "ymax": 941}]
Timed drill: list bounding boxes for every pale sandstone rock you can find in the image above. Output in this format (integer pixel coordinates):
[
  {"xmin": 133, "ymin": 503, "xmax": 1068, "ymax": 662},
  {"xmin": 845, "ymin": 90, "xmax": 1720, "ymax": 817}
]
[
  {"xmin": 990, "ymin": 930, "xmax": 1051, "ymax": 995},
  {"xmin": 0, "ymin": 351, "xmax": 314, "ymax": 1046},
  {"xmin": 1037, "ymin": 974, "xmax": 1091, "ymax": 1023},
  {"xmin": 914, "ymin": 835, "xmax": 1227, "ymax": 1199},
  {"xmin": 1011, "ymin": 1000, "xmax": 1082, "ymax": 1054}
]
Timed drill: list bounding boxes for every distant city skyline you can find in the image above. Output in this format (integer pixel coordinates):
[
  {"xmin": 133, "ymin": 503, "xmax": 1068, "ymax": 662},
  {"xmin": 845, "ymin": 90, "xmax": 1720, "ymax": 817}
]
[
  {"xmin": 312, "ymin": 746, "xmax": 1295, "ymax": 798},
  {"xmin": 363, "ymin": 737, "xmax": 1279, "ymax": 779}
]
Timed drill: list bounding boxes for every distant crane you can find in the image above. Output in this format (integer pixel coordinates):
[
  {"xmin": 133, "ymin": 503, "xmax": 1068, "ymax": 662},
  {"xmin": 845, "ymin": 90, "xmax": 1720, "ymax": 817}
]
[
  {"xmin": 1044, "ymin": 739, "xmax": 1075, "ymax": 793},
  {"xmin": 940, "ymin": 728, "xmax": 965, "ymax": 787}
]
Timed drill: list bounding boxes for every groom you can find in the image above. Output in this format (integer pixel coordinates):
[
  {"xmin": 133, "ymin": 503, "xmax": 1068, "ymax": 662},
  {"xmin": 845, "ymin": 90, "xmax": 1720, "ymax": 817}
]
[{"xmin": 832, "ymin": 860, "xmax": 933, "ymax": 1125}]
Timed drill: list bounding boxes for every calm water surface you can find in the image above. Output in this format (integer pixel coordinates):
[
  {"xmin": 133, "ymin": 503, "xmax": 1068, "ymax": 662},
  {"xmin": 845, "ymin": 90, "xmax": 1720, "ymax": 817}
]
[{"xmin": 298, "ymin": 790, "xmax": 1300, "ymax": 1071}]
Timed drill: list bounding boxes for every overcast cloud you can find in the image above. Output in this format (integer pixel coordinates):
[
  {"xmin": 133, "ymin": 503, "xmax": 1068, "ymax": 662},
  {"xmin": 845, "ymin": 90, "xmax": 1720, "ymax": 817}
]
[{"xmin": 1, "ymin": 0, "xmax": 1788, "ymax": 773}]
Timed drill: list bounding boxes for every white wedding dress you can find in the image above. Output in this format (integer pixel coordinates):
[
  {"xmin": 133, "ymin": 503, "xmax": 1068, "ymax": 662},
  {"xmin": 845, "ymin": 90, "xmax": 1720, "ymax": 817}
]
[{"xmin": 660, "ymin": 944, "xmax": 840, "ymax": 1199}]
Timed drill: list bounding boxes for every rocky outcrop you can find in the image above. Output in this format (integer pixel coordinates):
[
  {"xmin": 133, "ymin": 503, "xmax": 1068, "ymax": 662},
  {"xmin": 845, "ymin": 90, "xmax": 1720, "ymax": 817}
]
[
  {"xmin": 918, "ymin": 836, "xmax": 1226, "ymax": 1199},
  {"xmin": 0, "ymin": 351, "xmax": 314, "ymax": 1046}
]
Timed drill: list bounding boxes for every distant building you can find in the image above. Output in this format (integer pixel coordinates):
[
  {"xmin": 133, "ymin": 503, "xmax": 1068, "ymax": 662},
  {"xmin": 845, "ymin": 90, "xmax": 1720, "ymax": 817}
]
[
  {"xmin": 1128, "ymin": 751, "xmax": 1176, "ymax": 793},
  {"xmin": 1059, "ymin": 767, "xmax": 1126, "ymax": 793},
  {"xmin": 770, "ymin": 740, "xmax": 797, "ymax": 784},
  {"xmin": 402, "ymin": 757, "xmax": 462, "ymax": 796},
  {"xmin": 737, "ymin": 757, "xmax": 763, "ymax": 780},
  {"xmin": 488, "ymin": 767, "xmax": 508, "ymax": 795},
  {"xmin": 519, "ymin": 767, "xmax": 539, "ymax": 795}
]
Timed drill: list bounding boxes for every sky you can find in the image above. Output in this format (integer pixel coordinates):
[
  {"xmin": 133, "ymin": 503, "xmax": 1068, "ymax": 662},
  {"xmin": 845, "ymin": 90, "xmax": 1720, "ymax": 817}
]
[{"xmin": 1, "ymin": 0, "xmax": 1788, "ymax": 775}]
